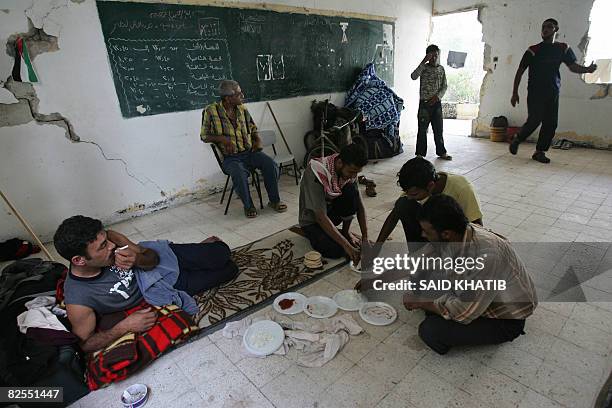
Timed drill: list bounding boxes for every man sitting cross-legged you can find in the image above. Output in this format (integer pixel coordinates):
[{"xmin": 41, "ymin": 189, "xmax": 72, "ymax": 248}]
[
  {"xmin": 299, "ymin": 143, "xmax": 369, "ymax": 264},
  {"xmin": 54, "ymin": 215, "xmax": 238, "ymax": 353}
]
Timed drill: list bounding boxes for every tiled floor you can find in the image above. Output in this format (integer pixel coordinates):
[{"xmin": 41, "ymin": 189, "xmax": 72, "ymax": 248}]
[{"xmin": 44, "ymin": 124, "xmax": 612, "ymax": 407}]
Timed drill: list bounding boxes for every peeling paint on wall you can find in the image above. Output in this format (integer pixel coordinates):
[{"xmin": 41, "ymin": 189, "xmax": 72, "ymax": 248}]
[{"xmin": 1, "ymin": 78, "xmax": 78, "ymax": 140}]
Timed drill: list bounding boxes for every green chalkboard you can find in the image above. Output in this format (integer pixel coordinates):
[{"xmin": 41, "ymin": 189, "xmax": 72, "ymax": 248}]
[{"xmin": 96, "ymin": 1, "xmax": 394, "ymax": 118}]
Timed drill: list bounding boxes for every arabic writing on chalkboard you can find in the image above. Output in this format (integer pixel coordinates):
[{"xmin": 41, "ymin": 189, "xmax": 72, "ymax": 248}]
[
  {"xmin": 108, "ymin": 38, "xmax": 232, "ymax": 115},
  {"xmin": 97, "ymin": 1, "xmax": 394, "ymax": 118}
]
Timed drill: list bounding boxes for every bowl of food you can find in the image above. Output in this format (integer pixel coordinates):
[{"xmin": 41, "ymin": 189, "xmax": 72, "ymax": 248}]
[
  {"xmin": 359, "ymin": 302, "xmax": 397, "ymax": 326},
  {"xmin": 273, "ymin": 292, "xmax": 306, "ymax": 315},
  {"xmin": 243, "ymin": 320, "xmax": 285, "ymax": 356}
]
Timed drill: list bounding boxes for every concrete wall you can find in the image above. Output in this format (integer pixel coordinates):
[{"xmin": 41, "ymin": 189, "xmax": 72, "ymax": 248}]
[
  {"xmin": 433, "ymin": 0, "xmax": 612, "ymax": 147},
  {"xmin": 0, "ymin": 0, "xmax": 432, "ymax": 242}
]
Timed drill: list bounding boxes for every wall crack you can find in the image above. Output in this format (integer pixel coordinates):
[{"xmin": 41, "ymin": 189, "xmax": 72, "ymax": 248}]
[{"xmin": 76, "ymin": 139, "xmax": 167, "ymax": 195}]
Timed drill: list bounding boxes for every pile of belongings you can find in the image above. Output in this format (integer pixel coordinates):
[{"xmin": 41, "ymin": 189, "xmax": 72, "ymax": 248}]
[
  {"xmin": 0, "ymin": 238, "xmax": 41, "ymax": 262},
  {"xmin": 345, "ymin": 63, "xmax": 404, "ymax": 159},
  {"xmin": 0, "ymin": 258, "xmax": 89, "ymax": 405}
]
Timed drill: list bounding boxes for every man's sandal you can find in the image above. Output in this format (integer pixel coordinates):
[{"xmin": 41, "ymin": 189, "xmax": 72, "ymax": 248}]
[
  {"xmin": 358, "ymin": 175, "xmax": 376, "ymax": 187},
  {"xmin": 244, "ymin": 207, "xmax": 258, "ymax": 218},
  {"xmin": 268, "ymin": 201, "xmax": 288, "ymax": 213},
  {"xmin": 365, "ymin": 183, "xmax": 377, "ymax": 197}
]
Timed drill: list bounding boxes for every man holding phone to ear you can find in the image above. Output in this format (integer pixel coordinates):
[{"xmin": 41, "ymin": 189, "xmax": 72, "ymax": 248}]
[
  {"xmin": 510, "ymin": 18, "xmax": 597, "ymax": 163},
  {"xmin": 411, "ymin": 44, "xmax": 452, "ymax": 161}
]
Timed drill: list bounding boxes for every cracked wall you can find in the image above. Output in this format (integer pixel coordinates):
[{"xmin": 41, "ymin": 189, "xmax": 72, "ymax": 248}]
[
  {"xmin": 0, "ymin": 0, "xmax": 432, "ymax": 241},
  {"xmin": 434, "ymin": 0, "xmax": 612, "ymax": 149}
]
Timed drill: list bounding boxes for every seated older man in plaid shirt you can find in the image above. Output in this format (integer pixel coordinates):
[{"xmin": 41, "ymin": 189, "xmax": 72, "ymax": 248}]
[{"xmin": 201, "ymin": 80, "xmax": 287, "ymax": 218}]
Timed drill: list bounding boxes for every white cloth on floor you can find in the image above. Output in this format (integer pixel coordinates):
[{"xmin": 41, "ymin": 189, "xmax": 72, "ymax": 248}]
[
  {"xmin": 17, "ymin": 302, "xmax": 68, "ymax": 335},
  {"xmin": 221, "ymin": 313, "xmax": 363, "ymax": 367},
  {"xmin": 25, "ymin": 295, "xmax": 66, "ymax": 317},
  {"xmin": 222, "ymin": 315, "xmax": 287, "ymax": 357}
]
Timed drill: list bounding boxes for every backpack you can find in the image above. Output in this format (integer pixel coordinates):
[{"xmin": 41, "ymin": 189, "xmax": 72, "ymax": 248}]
[{"xmin": 364, "ymin": 128, "xmax": 403, "ymax": 160}]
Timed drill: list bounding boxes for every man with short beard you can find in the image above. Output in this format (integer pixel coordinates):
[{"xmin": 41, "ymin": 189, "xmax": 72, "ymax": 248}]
[
  {"xmin": 403, "ymin": 195, "xmax": 538, "ymax": 355},
  {"xmin": 54, "ymin": 216, "xmax": 237, "ymax": 352}
]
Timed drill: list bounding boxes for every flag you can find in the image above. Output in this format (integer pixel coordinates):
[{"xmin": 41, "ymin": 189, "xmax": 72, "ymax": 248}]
[{"xmin": 11, "ymin": 37, "xmax": 38, "ymax": 83}]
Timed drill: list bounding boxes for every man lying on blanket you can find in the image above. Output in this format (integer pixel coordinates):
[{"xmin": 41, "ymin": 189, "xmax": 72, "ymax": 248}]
[{"xmin": 53, "ymin": 215, "xmax": 238, "ymax": 354}]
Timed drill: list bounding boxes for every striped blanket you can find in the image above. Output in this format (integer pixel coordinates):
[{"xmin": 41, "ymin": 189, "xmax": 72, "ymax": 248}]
[{"xmin": 86, "ymin": 302, "xmax": 198, "ymax": 390}]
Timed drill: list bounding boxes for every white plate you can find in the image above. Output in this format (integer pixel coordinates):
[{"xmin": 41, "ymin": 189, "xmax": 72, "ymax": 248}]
[
  {"xmin": 243, "ymin": 320, "xmax": 285, "ymax": 356},
  {"xmin": 359, "ymin": 302, "xmax": 397, "ymax": 326},
  {"xmin": 350, "ymin": 261, "xmax": 363, "ymax": 274},
  {"xmin": 303, "ymin": 296, "xmax": 338, "ymax": 319},
  {"xmin": 333, "ymin": 290, "xmax": 367, "ymax": 311},
  {"xmin": 273, "ymin": 292, "xmax": 307, "ymax": 315}
]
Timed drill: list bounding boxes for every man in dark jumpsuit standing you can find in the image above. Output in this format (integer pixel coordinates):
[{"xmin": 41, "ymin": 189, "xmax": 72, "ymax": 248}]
[{"xmin": 509, "ymin": 18, "xmax": 597, "ymax": 163}]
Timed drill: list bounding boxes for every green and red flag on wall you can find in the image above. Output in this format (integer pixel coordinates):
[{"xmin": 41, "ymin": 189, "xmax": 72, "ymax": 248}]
[{"xmin": 11, "ymin": 37, "xmax": 38, "ymax": 83}]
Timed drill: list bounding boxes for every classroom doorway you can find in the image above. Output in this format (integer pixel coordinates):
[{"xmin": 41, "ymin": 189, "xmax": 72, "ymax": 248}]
[{"xmin": 430, "ymin": 9, "xmax": 485, "ymax": 137}]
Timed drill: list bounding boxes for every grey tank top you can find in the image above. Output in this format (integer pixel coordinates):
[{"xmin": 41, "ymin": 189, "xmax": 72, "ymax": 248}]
[{"xmin": 64, "ymin": 266, "xmax": 143, "ymax": 314}]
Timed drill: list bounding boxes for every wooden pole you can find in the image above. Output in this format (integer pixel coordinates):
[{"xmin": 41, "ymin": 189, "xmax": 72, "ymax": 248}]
[
  {"xmin": 266, "ymin": 101, "xmax": 293, "ymax": 155},
  {"xmin": 0, "ymin": 189, "xmax": 55, "ymax": 261}
]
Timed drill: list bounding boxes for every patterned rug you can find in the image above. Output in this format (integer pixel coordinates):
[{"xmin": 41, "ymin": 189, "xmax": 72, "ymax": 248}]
[{"xmin": 193, "ymin": 228, "xmax": 346, "ymax": 330}]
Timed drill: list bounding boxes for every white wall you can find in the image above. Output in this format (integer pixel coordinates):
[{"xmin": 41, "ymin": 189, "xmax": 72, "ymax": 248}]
[
  {"xmin": 0, "ymin": 0, "xmax": 432, "ymax": 242},
  {"xmin": 434, "ymin": 0, "xmax": 612, "ymax": 147}
]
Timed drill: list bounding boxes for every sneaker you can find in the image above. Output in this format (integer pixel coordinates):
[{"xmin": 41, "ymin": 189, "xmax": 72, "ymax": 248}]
[
  {"xmin": 509, "ymin": 139, "xmax": 519, "ymax": 155},
  {"xmin": 532, "ymin": 151, "xmax": 551, "ymax": 163},
  {"xmin": 438, "ymin": 154, "xmax": 453, "ymax": 160}
]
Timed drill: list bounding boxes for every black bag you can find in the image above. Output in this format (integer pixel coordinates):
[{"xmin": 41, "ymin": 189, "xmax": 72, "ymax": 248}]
[
  {"xmin": 491, "ymin": 116, "xmax": 509, "ymax": 128},
  {"xmin": 364, "ymin": 128, "xmax": 403, "ymax": 160}
]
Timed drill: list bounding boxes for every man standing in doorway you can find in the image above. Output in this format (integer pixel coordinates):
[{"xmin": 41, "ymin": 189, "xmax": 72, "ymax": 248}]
[
  {"xmin": 411, "ymin": 44, "xmax": 452, "ymax": 161},
  {"xmin": 510, "ymin": 18, "xmax": 597, "ymax": 163},
  {"xmin": 201, "ymin": 80, "xmax": 287, "ymax": 218}
]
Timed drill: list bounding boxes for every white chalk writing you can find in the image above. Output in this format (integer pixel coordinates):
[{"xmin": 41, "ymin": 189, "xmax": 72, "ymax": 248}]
[{"xmin": 108, "ymin": 38, "xmax": 233, "ymax": 116}]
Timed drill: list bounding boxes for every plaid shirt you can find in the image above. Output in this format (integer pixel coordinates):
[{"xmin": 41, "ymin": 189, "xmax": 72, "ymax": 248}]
[
  {"xmin": 200, "ymin": 101, "xmax": 258, "ymax": 155},
  {"xmin": 433, "ymin": 224, "xmax": 538, "ymax": 324},
  {"xmin": 411, "ymin": 63, "xmax": 447, "ymax": 102}
]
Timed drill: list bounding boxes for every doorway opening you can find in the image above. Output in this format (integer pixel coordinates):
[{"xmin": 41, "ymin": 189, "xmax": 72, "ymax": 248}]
[
  {"xmin": 430, "ymin": 9, "xmax": 485, "ymax": 137},
  {"xmin": 584, "ymin": 0, "xmax": 612, "ymax": 84}
]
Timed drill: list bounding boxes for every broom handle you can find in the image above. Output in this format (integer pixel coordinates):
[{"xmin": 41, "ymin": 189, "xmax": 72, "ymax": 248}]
[{"xmin": 0, "ymin": 189, "xmax": 55, "ymax": 261}]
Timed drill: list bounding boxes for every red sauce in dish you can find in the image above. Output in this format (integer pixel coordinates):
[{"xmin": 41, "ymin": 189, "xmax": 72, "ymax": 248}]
[{"xmin": 279, "ymin": 298, "xmax": 295, "ymax": 310}]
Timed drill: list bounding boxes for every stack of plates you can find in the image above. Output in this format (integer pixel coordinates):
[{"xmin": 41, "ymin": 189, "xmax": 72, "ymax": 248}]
[{"xmin": 304, "ymin": 251, "xmax": 323, "ymax": 269}]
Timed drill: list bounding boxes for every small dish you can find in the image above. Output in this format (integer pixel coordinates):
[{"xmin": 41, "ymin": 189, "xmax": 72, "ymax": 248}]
[
  {"xmin": 273, "ymin": 292, "xmax": 307, "ymax": 315},
  {"xmin": 243, "ymin": 320, "xmax": 285, "ymax": 356},
  {"xmin": 350, "ymin": 260, "xmax": 364, "ymax": 274},
  {"xmin": 121, "ymin": 383, "xmax": 148, "ymax": 408},
  {"xmin": 359, "ymin": 302, "xmax": 397, "ymax": 326},
  {"xmin": 303, "ymin": 296, "xmax": 338, "ymax": 319},
  {"xmin": 333, "ymin": 289, "xmax": 367, "ymax": 311}
]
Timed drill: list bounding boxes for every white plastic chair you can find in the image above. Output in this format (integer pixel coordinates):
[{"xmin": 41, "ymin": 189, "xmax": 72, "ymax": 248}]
[{"xmin": 259, "ymin": 129, "xmax": 299, "ymax": 185}]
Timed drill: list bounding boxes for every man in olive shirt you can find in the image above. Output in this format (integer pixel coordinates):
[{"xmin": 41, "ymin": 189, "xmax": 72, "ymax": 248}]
[{"xmin": 376, "ymin": 157, "xmax": 482, "ymax": 251}]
